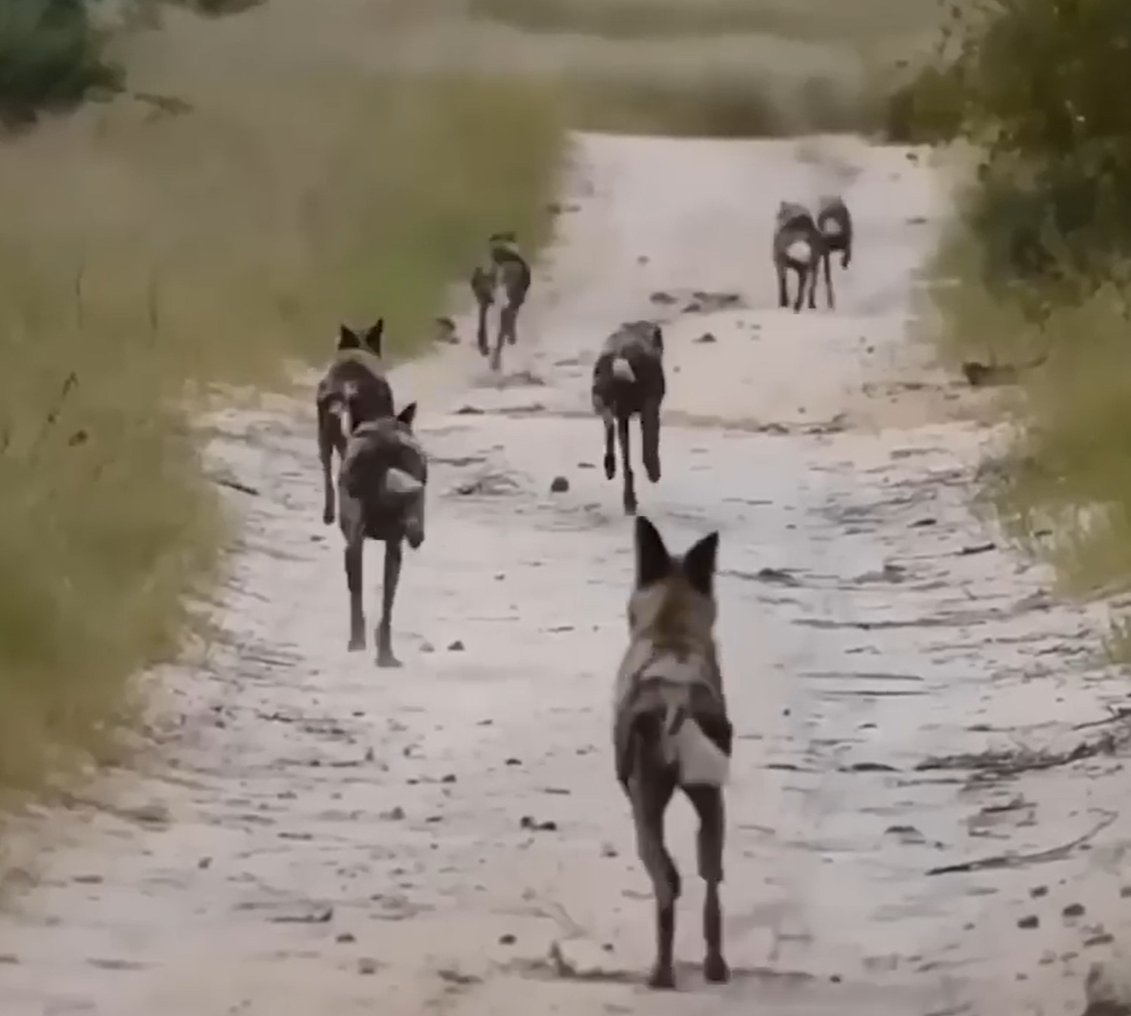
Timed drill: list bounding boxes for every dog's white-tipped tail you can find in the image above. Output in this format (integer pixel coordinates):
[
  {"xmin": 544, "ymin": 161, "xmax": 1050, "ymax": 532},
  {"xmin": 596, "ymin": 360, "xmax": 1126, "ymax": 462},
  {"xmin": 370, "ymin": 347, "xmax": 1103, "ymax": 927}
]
[
  {"xmin": 674, "ymin": 719, "xmax": 730, "ymax": 786},
  {"xmin": 384, "ymin": 467, "xmax": 423, "ymax": 499},
  {"xmin": 786, "ymin": 240, "xmax": 812, "ymax": 264},
  {"xmin": 611, "ymin": 356, "xmax": 635, "ymax": 382},
  {"xmin": 661, "ymin": 705, "xmax": 729, "ymax": 787},
  {"xmin": 822, "ymin": 220, "xmax": 843, "ymax": 237}
]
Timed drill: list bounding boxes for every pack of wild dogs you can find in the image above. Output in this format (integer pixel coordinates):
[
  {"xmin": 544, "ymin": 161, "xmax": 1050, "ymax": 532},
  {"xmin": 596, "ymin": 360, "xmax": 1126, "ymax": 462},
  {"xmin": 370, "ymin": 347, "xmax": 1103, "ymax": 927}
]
[{"xmin": 311, "ymin": 197, "xmax": 851, "ymax": 989}]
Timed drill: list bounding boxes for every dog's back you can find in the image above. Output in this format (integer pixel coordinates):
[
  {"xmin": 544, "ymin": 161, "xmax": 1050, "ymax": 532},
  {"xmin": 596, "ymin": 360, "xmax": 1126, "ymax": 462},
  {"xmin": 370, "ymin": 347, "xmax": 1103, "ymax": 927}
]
[
  {"xmin": 317, "ymin": 351, "xmax": 395, "ymax": 443},
  {"xmin": 613, "ymin": 519, "xmax": 730, "ymax": 790},
  {"xmin": 490, "ymin": 235, "xmax": 531, "ymax": 304},
  {"xmin": 773, "ymin": 201, "xmax": 822, "ymax": 268},
  {"xmin": 816, "ymin": 195, "xmax": 852, "ymax": 255},
  {"xmin": 592, "ymin": 321, "xmax": 665, "ymax": 421}
]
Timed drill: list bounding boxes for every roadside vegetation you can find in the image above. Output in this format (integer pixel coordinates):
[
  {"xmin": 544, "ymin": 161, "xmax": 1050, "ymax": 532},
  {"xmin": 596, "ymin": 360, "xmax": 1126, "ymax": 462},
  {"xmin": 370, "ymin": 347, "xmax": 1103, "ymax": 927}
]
[
  {"xmin": 906, "ymin": 0, "xmax": 1131, "ymax": 657},
  {"xmin": 0, "ymin": 0, "xmax": 564, "ymax": 802}
]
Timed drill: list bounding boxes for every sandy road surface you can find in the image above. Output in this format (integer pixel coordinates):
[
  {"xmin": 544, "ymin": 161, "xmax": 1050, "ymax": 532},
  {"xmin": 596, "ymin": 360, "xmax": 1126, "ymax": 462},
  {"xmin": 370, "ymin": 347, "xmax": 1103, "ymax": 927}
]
[{"xmin": 2, "ymin": 133, "xmax": 1130, "ymax": 1016}]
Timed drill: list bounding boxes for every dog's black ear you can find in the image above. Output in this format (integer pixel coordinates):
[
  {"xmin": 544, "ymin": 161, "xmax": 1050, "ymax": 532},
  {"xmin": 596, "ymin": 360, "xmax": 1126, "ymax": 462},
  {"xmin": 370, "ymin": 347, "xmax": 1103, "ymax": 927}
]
[
  {"xmin": 635, "ymin": 516, "xmax": 672, "ymax": 588},
  {"xmin": 338, "ymin": 325, "xmax": 360, "ymax": 351},
  {"xmin": 365, "ymin": 318, "xmax": 384, "ymax": 356},
  {"xmin": 682, "ymin": 530, "xmax": 719, "ymax": 598},
  {"xmin": 396, "ymin": 401, "xmax": 417, "ymax": 430}
]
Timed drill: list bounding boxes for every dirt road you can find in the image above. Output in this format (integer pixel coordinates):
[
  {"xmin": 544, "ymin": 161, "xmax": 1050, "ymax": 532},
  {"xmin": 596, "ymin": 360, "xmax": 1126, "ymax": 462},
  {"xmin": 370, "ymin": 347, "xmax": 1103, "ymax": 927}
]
[{"xmin": 2, "ymin": 133, "xmax": 1129, "ymax": 1016}]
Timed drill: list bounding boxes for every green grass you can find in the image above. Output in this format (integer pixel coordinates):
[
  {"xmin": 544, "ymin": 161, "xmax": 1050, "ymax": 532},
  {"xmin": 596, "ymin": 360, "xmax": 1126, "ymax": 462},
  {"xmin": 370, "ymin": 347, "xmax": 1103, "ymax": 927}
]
[{"xmin": 0, "ymin": 0, "xmax": 566, "ymax": 804}]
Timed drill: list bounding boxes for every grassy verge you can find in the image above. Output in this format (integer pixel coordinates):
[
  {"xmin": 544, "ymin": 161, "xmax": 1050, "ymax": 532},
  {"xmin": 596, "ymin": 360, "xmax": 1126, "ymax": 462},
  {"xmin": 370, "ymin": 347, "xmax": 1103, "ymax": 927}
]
[
  {"xmin": 914, "ymin": 0, "xmax": 1131, "ymax": 660},
  {"xmin": 460, "ymin": 0, "xmax": 942, "ymax": 138},
  {"xmin": 0, "ymin": 0, "xmax": 566, "ymax": 802}
]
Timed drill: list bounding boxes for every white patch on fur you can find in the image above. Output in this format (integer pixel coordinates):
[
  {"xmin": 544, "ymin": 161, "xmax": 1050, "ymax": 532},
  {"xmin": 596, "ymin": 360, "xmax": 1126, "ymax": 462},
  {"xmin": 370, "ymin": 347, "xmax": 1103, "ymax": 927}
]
[
  {"xmin": 384, "ymin": 467, "xmax": 423, "ymax": 497},
  {"xmin": 822, "ymin": 220, "xmax": 843, "ymax": 236},
  {"xmin": 612, "ymin": 357, "xmax": 635, "ymax": 382},
  {"xmin": 333, "ymin": 402, "xmax": 354, "ymax": 437},
  {"xmin": 667, "ymin": 718, "xmax": 730, "ymax": 787},
  {"xmin": 787, "ymin": 240, "xmax": 812, "ymax": 263}
]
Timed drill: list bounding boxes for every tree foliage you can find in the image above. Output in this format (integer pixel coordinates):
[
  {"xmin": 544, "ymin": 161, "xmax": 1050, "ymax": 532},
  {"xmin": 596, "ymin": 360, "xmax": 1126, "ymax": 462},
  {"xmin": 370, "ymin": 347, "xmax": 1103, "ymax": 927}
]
[
  {"xmin": 908, "ymin": 0, "xmax": 1131, "ymax": 308},
  {"xmin": 0, "ymin": 0, "xmax": 123, "ymax": 128}
]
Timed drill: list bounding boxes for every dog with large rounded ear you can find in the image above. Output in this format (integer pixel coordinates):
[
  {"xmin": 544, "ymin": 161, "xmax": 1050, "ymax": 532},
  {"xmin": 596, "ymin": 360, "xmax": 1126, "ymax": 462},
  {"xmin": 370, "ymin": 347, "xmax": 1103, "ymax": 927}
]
[
  {"xmin": 338, "ymin": 324, "xmax": 361, "ymax": 351},
  {"xmin": 364, "ymin": 319, "xmax": 384, "ymax": 357}
]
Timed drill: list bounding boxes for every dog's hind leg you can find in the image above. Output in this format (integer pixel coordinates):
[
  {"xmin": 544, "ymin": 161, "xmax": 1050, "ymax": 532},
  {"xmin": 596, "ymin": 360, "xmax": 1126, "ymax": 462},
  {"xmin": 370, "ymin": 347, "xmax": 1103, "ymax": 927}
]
[
  {"xmin": 345, "ymin": 540, "xmax": 365, "ymax": 652},
  {"xmin": 630, "ymin": 774, "xmax": 680, "ymax": 989},
  {"xmin": 603, "ymin": 418, "xmax": 616, "ymax": 479},
  {"xmin": 502, "ymin": 299, "xmax": 519, "ymax": 346},
  {"xmin": 792, "ymin": 267, "xmax": 805, "ymax": 313},
  {"xmin": 617, "ymin": 415, "xmax": 637, "ymax": 515},
  {"xmin": 822, "ymin": 250, "xmax": 835, "ymax": 310},
  {"xmin": 489, "ymin": 313, "xmax": 504, "ymax": 372},
  {"xmin": 685, "ymin": 785, "xmax": 729, "ymax": 984},
  {"xmin": 376, "ymin": 539, "xmax": 404, "ymax": 668},
  {"xmin": 641, "ymin": 401, "xmax": 661, "ymax": 484},
  {"xmin": 776, "ymin": 262, "xmax": 789, "ymax": 309},
  {"xmin": 475, "ymin": 298, "xmax": 491, "ymax": 358},
  {"xmin": 318, "ymin": 406, "xmax": 336, "ymax": 525}
]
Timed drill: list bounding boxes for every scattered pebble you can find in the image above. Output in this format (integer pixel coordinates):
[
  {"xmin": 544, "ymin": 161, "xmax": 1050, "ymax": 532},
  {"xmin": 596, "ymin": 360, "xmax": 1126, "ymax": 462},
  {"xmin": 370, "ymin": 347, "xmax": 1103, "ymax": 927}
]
[
  {"xmin": 550, "ymin": 475, "xmax": 569, "ymax": 493},
  {"xmin": 358, "ymin": 957, "xmax": 378, "ymax": 975},
  {"xmin": 499, "ymin": 933, "xmax": 516, "ymax": 945},
  {"xmin": 1017, "ymin": 915, "xmax": 1039, "ymax": 930},
  {"xmin": 1063, "ymin": 902, "xmax": 1086, "ymax": 918},
  {"xmin": 520, "ymin": 815, "xmax": 557, "ymax": 832},
  {"xmin": 694, "ymin": 332, "xmax": 717, "ymax": 344},
  {"xmin": 336, "ymin": 932, "xmax": 356, "ymax": 944},
  {"xmin": 447, "ymin": 640, "xmax": 465, "ymax": 652},
  {"xmin": 1030, "ymin": 886, "xmax": 1049, "ymax": 898}
]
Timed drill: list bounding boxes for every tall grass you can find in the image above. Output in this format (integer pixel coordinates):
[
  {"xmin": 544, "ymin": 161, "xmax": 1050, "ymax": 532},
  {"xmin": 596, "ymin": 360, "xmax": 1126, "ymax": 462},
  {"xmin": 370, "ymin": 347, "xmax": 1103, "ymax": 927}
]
[
  {"xmin": 0, "ymin": 0, "xmax": 566, "ymax": 801},
  {"xmin": 914, "ymin": 0, "xmax": 1131, "ymax": 660}
]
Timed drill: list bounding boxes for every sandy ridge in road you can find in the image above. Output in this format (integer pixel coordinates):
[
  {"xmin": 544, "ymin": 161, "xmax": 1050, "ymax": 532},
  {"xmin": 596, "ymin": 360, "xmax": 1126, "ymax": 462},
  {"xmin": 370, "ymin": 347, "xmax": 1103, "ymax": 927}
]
[{"xmin": 0, "ymin": 132, "xmax": 1126, "ymax": 1016}]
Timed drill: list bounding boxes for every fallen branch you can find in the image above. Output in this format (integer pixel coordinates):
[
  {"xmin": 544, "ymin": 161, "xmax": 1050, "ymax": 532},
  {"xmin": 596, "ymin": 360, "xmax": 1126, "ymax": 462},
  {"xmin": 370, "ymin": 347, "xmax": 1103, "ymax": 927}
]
[
  {"xmin": 926, "ymin": 810, "xmax": 1117, "ymax": 876},
  {"xmin": 916, "ymin": 719, "xmax": 1131, "ymax": 781}
]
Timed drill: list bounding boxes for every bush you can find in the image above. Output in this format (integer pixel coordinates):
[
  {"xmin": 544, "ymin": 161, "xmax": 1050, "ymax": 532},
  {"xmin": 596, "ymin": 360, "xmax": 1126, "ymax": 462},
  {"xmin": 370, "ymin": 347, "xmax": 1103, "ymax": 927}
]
[
  {"xmin": 0, "ymin": 0, "xmax": 123, "ymax": 127},
  {"xmin": 914, "ymin": 0, "xmax": 1131, "ymax": 655}
]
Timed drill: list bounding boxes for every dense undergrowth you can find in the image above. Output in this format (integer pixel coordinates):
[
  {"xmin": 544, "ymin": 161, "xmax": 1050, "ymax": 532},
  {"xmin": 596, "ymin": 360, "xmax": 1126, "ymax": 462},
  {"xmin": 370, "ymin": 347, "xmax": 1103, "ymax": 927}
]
[
  {"xmin": 0, "ymin": 0, "xmax": 564, "ymax": 801},
  {"xmin": 908, "ymin": 0, "xmax": 1131, "ymax": 659}
]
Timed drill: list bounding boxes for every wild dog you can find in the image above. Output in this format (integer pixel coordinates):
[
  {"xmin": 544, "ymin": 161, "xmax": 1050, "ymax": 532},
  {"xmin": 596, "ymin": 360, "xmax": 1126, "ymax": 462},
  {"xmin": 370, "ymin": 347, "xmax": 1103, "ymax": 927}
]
[
  {"xmin": 316, "ymin": 320, "xmax": 394, "ymax": 526},
  {"xmin": 816, "ymin": 194, "xmax": 853, "ymax": 272},
  {"xmin": 469, "ymin": 230, "xmax": 532, "ymax": 371},
  {"xmin": 337, "ymin": 402, "xmax": 427, "ymax": 667},
  {"xmin": 772, "ymin": 200, "xmax": 833, "ymax": 313},
  {"xmin": 591, "ymin": 320, "xmax": 665, "ymax": 515},
  {"xmin": 613, "ymin": 516, "xmax": 731, "ymax": 990}
]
